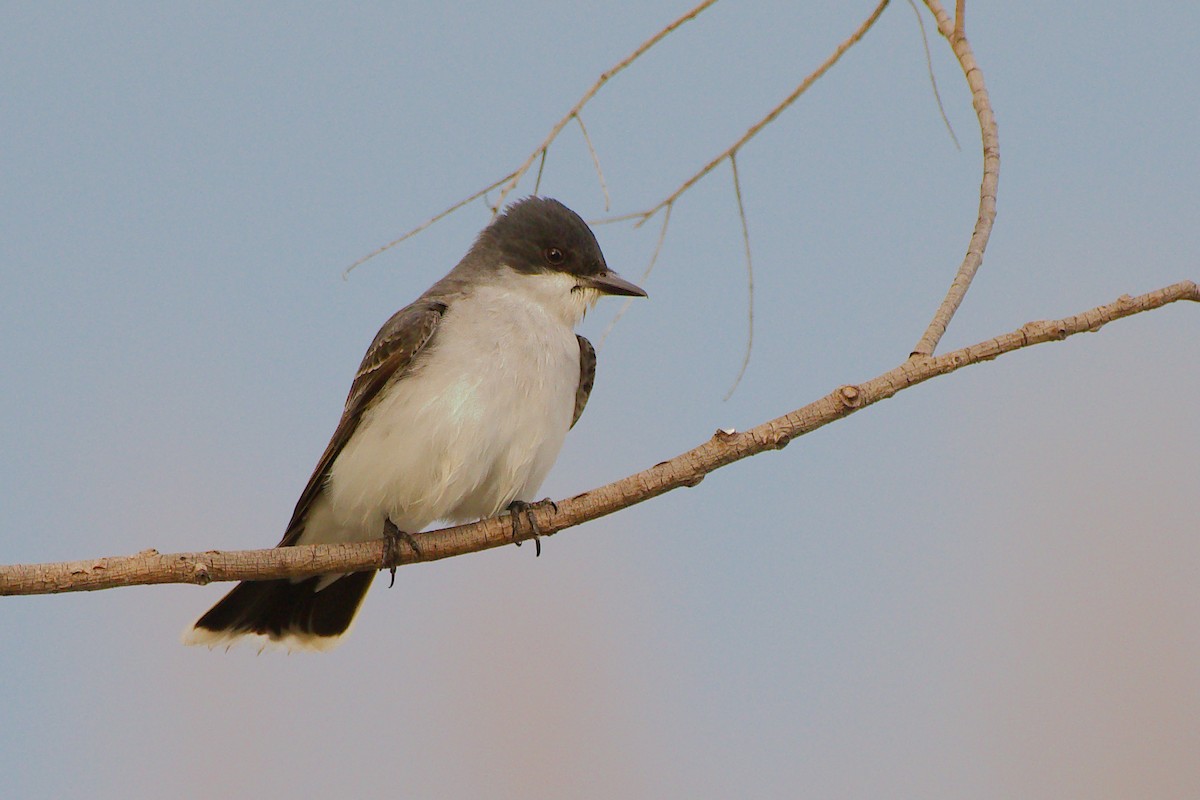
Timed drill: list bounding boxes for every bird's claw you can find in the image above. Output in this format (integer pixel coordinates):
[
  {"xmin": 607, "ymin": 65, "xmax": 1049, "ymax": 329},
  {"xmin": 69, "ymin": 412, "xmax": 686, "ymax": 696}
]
[
  {"xmin": 507, "ymin": 498, "xmax": 558, "ymax": 558},
  {"xmin": 382, "ymin": 518, "xmax": 421, "ymax": 588}
]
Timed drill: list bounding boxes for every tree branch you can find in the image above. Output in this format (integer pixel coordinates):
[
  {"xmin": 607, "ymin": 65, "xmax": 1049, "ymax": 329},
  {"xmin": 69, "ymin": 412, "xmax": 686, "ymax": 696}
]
[
  {"xmin": 906, "ymin": 0, "xmax": 960, "ymax": 150},
  {"xmin": 343, "ymin": 0, "xmax": 720, "ymax": 276},
  {"xmin": 490, "ymin": 0, "xmax": 720, "ymax": 212},
  {"xmin": 910, "ymin": 0, "xmax": 1000, "ymax": 356},
  {"xmin": 4, "ymin": 281, "xmax": 1194, "ymax": 597},
  {"xmin": 596, "ymin": 0, "xmax": 891, "ymax": 229}
]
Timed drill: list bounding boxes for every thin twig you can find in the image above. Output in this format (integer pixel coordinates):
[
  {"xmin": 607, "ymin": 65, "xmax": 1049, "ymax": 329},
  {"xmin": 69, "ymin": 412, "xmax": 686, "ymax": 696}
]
[
  {"xmin": 597, "ymin": 203, "xmax": 673, "ymax": 348},
  {"xmin": 492, "ymin": 0, "xmax": 721, "ymax": 212},
  {"xmin": 906, "ymin": 0, "xmax": 960, "ymax": 150},
  {"xmin": 6, "ymin": 282, "xmax": 1194, "ymax": 595},
  {"xmin": 344, "ymin": 0, "xmax": 719, "ymax": 275},
  {"xmin": 341, "ymin": 171, "xmax": 516, "ymax": 279},
  {"xmin": 574, "ymin": 113, "xmax": 611, "ymax": 211},
  {"xmin": 533, "ymin": 149, "xmax": 548, "ymax": 196},
  {"xmin": 723, "ymin": 153, "xmax": 754, "ymax": 400},
  {"xmin": 596, "ymin": 0, "xmax": 891, "ymax": 229},
  {"xmin": 910, "ymin": 0, "xmax": 999, "ymax": 356}
]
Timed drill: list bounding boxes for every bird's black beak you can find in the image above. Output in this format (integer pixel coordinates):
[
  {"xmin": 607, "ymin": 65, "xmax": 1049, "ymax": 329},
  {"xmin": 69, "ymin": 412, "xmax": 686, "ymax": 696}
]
[{"xmin": 583, "ymin": 270, "xmax": 648, "ymax": 298}]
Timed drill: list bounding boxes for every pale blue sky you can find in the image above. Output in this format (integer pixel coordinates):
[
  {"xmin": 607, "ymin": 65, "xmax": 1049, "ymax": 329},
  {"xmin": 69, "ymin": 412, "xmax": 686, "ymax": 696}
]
[{"xmin": 3, "ymin": 3, "xmax": 1198, "ymax": 798}]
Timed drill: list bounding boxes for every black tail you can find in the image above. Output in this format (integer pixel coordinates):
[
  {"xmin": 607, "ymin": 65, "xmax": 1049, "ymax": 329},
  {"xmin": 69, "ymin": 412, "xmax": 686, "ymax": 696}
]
[{"xmin": 183, "ymin": 572, "xmax": 374, "ymax": 651}]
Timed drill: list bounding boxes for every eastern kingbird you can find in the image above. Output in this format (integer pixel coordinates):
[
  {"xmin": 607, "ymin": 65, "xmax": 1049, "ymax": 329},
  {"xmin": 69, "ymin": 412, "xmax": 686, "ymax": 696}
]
[{"xmin": 184, "ymin": 197, "xmax": 645, "ymax": 651}]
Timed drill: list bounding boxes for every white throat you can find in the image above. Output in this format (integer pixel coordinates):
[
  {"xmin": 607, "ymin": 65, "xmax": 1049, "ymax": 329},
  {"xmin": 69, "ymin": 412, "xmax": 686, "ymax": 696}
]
[{"xmin": 494, "ymin": 267, "xmax": 599, "ymax": 328}]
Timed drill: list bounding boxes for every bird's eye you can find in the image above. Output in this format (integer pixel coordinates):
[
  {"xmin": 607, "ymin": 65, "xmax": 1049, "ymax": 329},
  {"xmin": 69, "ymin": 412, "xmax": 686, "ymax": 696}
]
[{"xmin": 544, "ymin": 247, "xmax": 566, "ymax": 266}]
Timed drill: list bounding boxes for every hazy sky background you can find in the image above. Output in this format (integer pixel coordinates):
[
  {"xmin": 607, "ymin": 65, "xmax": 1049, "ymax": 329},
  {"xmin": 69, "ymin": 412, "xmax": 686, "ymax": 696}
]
[{"xmin": 3, "ymin": 2, "xmax": 1198, "ymax": 798}]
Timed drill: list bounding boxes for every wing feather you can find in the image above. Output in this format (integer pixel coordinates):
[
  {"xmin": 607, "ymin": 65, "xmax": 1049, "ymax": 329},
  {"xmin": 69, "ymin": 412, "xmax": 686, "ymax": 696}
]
[
  {"xmin": 279, "ymin": 300, "xmax": 446, "ymax": 545},
  {"xmin": 572, "ymin": 334, "xmax": 596, "ymax": 430}
]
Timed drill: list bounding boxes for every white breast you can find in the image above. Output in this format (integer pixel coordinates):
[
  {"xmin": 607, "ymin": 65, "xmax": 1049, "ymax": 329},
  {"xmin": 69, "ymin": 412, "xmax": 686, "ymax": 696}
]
[{"xmin": 298, "ymin": 272, "xmax": 584, "ymax": 545}]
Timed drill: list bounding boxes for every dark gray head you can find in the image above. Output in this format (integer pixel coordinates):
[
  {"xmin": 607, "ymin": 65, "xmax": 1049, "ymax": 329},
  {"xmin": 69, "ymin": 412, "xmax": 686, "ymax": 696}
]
[{"xmin": 475, "ymin": 197, "xmax": 646, "ymax": 297}]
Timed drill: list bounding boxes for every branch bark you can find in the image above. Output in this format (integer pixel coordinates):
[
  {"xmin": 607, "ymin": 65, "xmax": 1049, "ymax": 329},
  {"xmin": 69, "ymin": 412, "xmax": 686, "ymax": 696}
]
[
  {"xmin": 3, "ymin": 281, "xmax": 1195, "ymax": 597},
  {"xmin": 910, "ymin": 0, "xmax": 1000, "ymax": 357}
]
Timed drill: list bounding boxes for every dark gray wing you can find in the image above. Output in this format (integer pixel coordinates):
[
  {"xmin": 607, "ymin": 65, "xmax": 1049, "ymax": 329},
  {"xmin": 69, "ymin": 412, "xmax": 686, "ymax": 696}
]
[
  {"xmin": 279, "ymin": 299, "xmax": 446, "ymax": 546},
  {"xmin": 572, "ymin": 334, "xmax": 596, "ymax": 430}
]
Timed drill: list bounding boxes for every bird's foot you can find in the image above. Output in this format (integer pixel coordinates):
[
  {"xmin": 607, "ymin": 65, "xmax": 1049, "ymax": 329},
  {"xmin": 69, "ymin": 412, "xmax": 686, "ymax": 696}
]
[
  {"xmin": 507, "ymin": 498, "xmax": 559, "ymax": 558},
  {"xmin": 382, "ymin": 518, "xmax": 421, "ymax": 588}
]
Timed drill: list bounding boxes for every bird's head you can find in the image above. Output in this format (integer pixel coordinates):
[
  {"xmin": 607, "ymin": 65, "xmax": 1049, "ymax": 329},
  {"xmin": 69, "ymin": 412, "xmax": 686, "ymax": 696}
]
[{"xmin": 476, "ymin": 197, "xmax": 646, "ymax": 323}]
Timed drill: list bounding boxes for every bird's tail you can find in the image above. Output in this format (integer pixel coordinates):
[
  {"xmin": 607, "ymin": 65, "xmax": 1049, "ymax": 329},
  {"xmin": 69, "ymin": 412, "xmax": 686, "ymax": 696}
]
[{"xmin": 182, "ymin": 572, "xmax": 374, "ymax": 651}]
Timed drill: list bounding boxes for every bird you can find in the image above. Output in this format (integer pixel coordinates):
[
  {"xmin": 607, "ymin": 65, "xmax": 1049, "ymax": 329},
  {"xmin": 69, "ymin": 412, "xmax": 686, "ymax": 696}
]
[{"xmin": 183, "ymin": 197, "xmax": 646, "ymax": 651}]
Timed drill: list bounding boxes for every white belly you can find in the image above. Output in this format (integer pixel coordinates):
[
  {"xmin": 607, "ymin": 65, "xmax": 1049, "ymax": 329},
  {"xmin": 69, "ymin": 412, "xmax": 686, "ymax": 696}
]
[{"xmin": 298, "ymin": 283, "xmax": 580, "ymax": 545}]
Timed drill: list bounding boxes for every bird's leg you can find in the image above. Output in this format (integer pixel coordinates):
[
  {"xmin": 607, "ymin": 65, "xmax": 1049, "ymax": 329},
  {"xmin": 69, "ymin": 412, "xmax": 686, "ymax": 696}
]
[
  {"xmin": 382, "ymin": 518, "xmax": 421, "ymax": 588},
  {"xmin": 506, "ymin": 498, "xmax": 559, "ymax": 558},
  {"xmin": 507, "ymin": 500, "xmax": 540, "ymax": 558}
]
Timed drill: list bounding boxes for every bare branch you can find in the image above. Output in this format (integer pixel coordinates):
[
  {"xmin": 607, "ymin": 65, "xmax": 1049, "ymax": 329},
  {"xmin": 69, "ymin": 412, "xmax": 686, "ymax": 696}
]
[
  {"xmin": 5, "ymin": 281, "xmax": 1194, "ymax": 597},
  {"xmin": 491, "ymin": 0, "xmax": 721, "ymax": 212},
  {"xmin": 723, "ymin": 153, "xmax": 754, "ymax": 400},
  {"xmin": 910, "ymin": 0, "xmax": 999, "ymax": 356},
  {"xmin": 344, "ymin": 0, "xmax": 719, "ymax": 275},
  {"xmin": 533, "ymin": 148, "xmax": 548, "ymax": 196},
  {"xmin": 574, "ymin": 113, "xmax": 612, "ymax": 211},
  {"xmin": 596, "ymin": 0, "xmax": 890, "ymax": 229},
  {"xmin": 341, "ymin": 171, "xmax": 516, "ymax": 279},
  {"xmin": 597, "ymin": 202, "xmax": 673, "ymax": 348},
  {"xmin": 906, "ymin": 0, "xmax": 960, "ymax": 150}
]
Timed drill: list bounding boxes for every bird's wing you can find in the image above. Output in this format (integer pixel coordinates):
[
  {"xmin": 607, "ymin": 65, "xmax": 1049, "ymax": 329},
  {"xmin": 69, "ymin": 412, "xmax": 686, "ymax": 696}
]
[
  {"xmin": 279, "ymin": 299, "xmax": 446, "ymax": 546},
  {"xmin": 572, "ymin": 334, "xmax": 596, "ymax": 430}
]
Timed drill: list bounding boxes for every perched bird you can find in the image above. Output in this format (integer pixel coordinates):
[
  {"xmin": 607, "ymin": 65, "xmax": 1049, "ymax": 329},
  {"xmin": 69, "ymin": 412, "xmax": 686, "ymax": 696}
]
[{"xmin": 183, "ymin": 197, "xmax": 645, "ymax": 651}]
